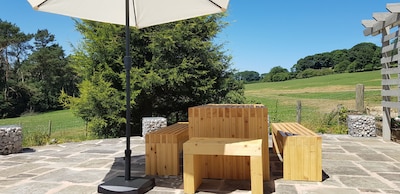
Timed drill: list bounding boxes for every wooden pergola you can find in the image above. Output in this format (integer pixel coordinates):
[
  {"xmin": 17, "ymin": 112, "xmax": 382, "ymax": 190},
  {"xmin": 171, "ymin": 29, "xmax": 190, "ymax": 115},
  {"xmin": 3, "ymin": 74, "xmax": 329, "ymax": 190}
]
[{"xmin": 362, "ymin": 3, "xmax": 400, "ymax": 141}]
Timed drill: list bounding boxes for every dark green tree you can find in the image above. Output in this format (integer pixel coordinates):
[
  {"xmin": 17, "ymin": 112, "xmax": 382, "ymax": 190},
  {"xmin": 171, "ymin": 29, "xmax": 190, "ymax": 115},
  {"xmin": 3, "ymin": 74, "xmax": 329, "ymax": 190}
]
[
  {"xmin": 313, "ymin": 53, "xmax": 334, "ymax": 69},
  {"xmin": 66, "ymin": 14, "xmax": 244, "ymax": 137},
  {"xmin": 235, "ymin": 71, "xmax": 260, "ymax": 82},
  {"xmin": 292, "ymin": 42, "xmax": 380, "ymax": 76},
  {"xmin": 0, "ymin": 20, "xmax": 33, "ymax": 118},
  {"xmin": 263, "ymin": 66, "xmax": 289, "ymax": 82},
  {"xmin": 348, "ymin": 42, "xmax": 380, "ymax": 71},
  {"xmin": 22, "ymin": 29, "xmax": 72, "ymax": 112},
  {"xmin": 334, "ymin": 60, "xmax": 350, "ymax": 73},
  {"xmin": 331, "ymin": 49, "xmax": 348, "ymax": 66}
]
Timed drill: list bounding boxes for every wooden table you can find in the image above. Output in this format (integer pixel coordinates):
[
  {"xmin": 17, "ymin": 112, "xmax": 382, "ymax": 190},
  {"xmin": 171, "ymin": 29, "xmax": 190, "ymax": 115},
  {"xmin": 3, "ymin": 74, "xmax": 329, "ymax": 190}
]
[
  {"xmin": 187, "ymin": 104, "xmax": 270, "ymax": 181},
  {"xmin": 183, "ymin": 137, "xmax": 264, "ymax": 194}
]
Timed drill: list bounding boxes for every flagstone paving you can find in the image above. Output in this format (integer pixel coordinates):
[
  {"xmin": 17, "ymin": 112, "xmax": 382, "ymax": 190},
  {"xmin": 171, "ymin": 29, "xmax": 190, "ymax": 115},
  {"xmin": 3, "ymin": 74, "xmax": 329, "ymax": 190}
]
[{"xmin": 0, "ymin": 134, "xmax": 399, "ymax": 194}]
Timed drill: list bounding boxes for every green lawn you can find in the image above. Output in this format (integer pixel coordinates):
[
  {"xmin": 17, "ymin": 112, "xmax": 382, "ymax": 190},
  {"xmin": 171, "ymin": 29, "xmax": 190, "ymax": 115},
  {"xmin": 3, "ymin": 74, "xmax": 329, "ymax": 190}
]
[{"xmin": 0, "ymin": 109, "xmax": 89, "ymax": 146}]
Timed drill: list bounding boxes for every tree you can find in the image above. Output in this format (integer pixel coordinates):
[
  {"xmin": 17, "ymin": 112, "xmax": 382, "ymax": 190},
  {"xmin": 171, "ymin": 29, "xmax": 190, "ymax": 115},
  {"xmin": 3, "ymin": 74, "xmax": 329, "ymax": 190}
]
[
  {"xmin": 331, "ymin": 49, "xmax": 348, "ymax": 66},
  {"xmin": 0, "ymin": 20, "xmax": 33, "ymax": 118},
  {"xmin": 271, "ymin": 72, "xmax": 290, "ymax": 82},
  {"xmin": 313, "ymin": 53, "xmax": 334, "ymax": 69},
  {"xmin": 348, "ymin": 42, "xmax": 380, "ymax": 70},
  {"xmin": 235, "ymin": 71, "xmax": 260, "ymax": 82},
  {"xmin": 263, "ymin": 66, "xmax": 289, "ymax": 82},
  {"xmin": 22, "ymin": 29, "xmax": 72, "ymax": 112},
  {"xmin": 292, "ymin": 56, "xmax": 315, "ymax": 72},
  {"xmin": 291, "ymin": 43, "xmax": 380, "ymax": 76},
  {"xmin": 347, "ymin": 61, "xmax": 357, "ymax": 73},
  {"xmin": 296, "ymin": 68, "xmax": 317, "ymax": 79},
  {"xmin": 66, "ymin": 14, "xmax": 244, "ymax": 137},
  {"xmin": 334, "ymin": 60, "xmax": 350, "ymax": 73}
]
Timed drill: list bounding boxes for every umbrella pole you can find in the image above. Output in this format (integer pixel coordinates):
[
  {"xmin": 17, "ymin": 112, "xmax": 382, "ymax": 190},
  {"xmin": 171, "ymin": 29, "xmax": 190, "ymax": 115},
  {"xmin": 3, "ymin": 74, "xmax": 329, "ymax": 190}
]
[
  {"xmin": 124, "ymin": 0, "xmax": 132, "ymax": 181},
  {"xmin": 98, "ymin": 0, "xmax": 155, "ymax": 193}
]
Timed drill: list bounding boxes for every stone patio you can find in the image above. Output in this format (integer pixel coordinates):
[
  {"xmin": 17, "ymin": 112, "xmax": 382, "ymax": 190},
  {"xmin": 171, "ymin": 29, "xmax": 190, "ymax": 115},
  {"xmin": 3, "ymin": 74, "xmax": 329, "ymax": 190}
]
[{"xmin": 0, "ymin": 134, "xmax": 399, "ymax": 194}]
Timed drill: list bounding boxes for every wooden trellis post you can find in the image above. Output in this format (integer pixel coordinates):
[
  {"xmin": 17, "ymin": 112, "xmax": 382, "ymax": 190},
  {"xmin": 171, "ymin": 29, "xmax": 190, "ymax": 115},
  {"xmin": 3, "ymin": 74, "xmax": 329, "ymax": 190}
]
[{"xmin": 362, "ymin": 3, "xmax": 400, "ymax": 141}]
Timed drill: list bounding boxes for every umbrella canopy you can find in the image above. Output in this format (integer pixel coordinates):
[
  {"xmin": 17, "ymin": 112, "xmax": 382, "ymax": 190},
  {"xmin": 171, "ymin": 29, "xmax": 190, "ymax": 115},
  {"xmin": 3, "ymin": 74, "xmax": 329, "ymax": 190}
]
[{"xmin": 27, "ymin": 0, "xmax": 229, "ymax": 29}]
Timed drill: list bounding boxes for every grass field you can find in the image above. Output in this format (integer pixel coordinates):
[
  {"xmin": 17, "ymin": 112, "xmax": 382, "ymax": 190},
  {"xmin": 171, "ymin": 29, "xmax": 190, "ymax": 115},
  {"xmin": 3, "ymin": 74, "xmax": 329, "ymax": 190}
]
[
  {"xmin": 0, "ymin": 70, "xmax": 383, "ymax": 146},
  {"xmin": 245, "ymin": 70, "xmax": 382, "ymax": 132},
  {"xmin": 0, "ymin": 110, "xmax": 90, "ymax": 146}
]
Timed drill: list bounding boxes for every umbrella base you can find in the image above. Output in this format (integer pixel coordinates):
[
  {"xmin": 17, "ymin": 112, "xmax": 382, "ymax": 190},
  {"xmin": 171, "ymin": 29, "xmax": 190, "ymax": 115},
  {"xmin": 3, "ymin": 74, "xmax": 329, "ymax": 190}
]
[{"xmin": 98, "ymin": 176, "xmax": 155, "ymax": 194}]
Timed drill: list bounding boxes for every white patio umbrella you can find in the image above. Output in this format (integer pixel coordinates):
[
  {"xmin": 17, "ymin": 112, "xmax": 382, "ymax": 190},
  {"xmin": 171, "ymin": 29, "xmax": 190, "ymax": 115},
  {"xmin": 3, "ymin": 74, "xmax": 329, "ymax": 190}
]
[{"xmin": 27, "ymin": 0, "xmax": 229, "ymax": 193}]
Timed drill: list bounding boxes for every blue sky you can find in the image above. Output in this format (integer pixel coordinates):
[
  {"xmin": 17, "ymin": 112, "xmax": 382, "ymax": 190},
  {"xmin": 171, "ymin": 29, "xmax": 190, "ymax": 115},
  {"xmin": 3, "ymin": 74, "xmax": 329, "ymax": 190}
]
[{"xmin": 0, "ymin": 0, "xmax": 397, "ymax": 74}]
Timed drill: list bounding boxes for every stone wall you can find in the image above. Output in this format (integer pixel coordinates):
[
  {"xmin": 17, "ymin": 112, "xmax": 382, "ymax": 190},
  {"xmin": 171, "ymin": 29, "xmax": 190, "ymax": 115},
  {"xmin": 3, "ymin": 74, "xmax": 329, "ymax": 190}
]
[
  {"xmin": 142, "ymin": 117, "xmax": 167, "ymax": 137},
  {"xmin": 0, "ymin": 125, "xmax": 23, "ymax": 155},
  {"xmin": 347, "ymin": 115, "xmax": 376, "ymax": 137}
]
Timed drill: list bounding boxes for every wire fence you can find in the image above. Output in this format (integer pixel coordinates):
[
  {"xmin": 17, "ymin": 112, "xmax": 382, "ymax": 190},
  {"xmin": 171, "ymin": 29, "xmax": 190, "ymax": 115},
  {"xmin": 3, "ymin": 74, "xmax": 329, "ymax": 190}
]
[{"xmin": 0, "ymin": 119, "xmax": 89, "ymax": 146}]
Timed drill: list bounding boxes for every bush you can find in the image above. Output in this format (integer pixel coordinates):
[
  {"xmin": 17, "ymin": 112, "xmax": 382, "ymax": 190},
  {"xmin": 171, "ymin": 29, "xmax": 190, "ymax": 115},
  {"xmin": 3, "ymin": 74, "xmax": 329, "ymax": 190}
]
[
  {"xmin": 364, "ymin": 63, "xmax": 374, "ymax": 71},
  {"xmin": 310, "ymin": 105, "xmax": 348, "ymax": 134},
  {"xmin": 24, "ymin": 130, "xmax": 49, "ymax": 146},
  {"xmin": 296, "ymin": 68, "xmax": 318, "ymax": 79},
  {"xmin": 272, "ymin": 72, "xmax": 290, "ymax": 82},
  {"xmin": 347, "ymin": 62, "xmax": 356, "ymax": 73},
  {"xmin": 296, "ymin": 68, "xmax": 333, "ymax": 79}
]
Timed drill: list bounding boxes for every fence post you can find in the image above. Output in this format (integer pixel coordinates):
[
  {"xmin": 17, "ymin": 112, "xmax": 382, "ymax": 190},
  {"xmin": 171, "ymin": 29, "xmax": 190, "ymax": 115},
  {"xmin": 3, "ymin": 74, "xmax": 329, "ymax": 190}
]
[
  {"xmin": 356, "ymin": 84, "xmax": 364, "ymax": 112},
  {"xmin": 297, "ymin": 100, "xmax": 301, "ymax": 124},
  {"xmin": 48, "ymin": 120, "xmax": 52, "ymax": 137},
  {"xmin": 85, "ymin": 121, "xmax": 88, "ymax": 138},
  {"xmin": 337, "ymin": 104, "xmax": 343, "ymax": 125}
]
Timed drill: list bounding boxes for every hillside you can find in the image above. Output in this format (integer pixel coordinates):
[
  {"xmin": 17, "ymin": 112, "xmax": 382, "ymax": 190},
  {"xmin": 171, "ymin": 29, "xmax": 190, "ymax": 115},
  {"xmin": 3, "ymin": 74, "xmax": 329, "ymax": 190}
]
[{"xmin": 244, "ymin": 70, "xmax": 382, "ymax": 128}]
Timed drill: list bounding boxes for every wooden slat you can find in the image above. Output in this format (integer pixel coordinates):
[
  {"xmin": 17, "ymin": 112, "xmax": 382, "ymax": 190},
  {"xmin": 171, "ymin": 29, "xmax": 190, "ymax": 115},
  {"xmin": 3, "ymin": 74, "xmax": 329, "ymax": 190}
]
[
  {"xmin": 362, "ymin": 15, "xmax": 398, "ymax": 36},
  {"xmin": 145, "ymin": 122, "xmax": 189, "ymax": 176},
  {"xmin": 387, "ymin": 3, "xmax": 400, "ymax": 13},
  {"xmin": 383, "ymin": 30, "xmax": 399, "ymax": 42},
  {"xmin": 385, "ymin": 13, "xmax": 400, "ymax": 28},
  {"xmin": 382, "ymin": 90, "xmax": 400, "ymax": 96},
  {"xmin": 381, "ymin": 54, "xmax": 400, "ymax": 63},
  {"xmin": 362, "ymin": 19, "xmax": 376, "ymax": 28},
  {"xmin": 364, "ymin": 27, "xmax": 373, "ymax": 36},
  {"xmin": 382, "ymin": 79, "xmax": 400, "ymax": 85},
  {"xmin": 381, "ymin": 67, "xmax": 400, "ymax": 74},
  {"xmin": 373, "ymin": 12, "xmax": 392, "ymax": 21},
  {"xmin": 271, "ymin": 122, "xmax": 318, "ymax": 136},
  {"xmin": 381, "ymin": 43, "xmax": 398, "ymax": 53},
  {"xmin": 183, "ymin": 138, "xmax": 262, "ymax": 156},
  {"xmin": 372, "ymin": 21, "xmax": 384, "ymax": 35},
  {"xmin": 382, "ymin": 101, "xmax": 400, "ymax": 108}
]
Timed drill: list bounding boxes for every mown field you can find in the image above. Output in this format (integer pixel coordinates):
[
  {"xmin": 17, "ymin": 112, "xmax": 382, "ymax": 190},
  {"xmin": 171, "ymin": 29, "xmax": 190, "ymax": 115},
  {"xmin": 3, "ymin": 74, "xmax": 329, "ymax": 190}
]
[
  {"xmin": 0, "ymin": 110, "xmax": 90, "ymax": 146},
  {"xmin": 245, "ymin": 70, "xmax": 382, "ymax": 131},
  {"xmin": 0, "ymin": 70, "xmax": 383, "ymax": 146}
]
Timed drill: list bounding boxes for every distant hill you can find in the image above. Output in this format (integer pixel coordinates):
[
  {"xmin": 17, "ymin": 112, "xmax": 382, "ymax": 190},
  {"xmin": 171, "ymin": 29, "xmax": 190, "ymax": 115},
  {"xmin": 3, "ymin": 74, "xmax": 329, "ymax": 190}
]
[
  {"xmin": 236, "ymin": 42, "xmax": 381, "ymax": 83},
  {"xmin": 244, "ymin": 70, "xmax": 382, "ymax": 132}
]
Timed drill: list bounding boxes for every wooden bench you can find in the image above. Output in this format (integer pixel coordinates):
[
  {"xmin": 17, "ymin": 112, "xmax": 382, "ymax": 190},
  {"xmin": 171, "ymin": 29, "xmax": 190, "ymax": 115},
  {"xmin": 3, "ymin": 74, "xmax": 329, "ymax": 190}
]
[
  {"xmin": 271, "ymin": 122, "xmax": 322, "ymax": 181},
  {"xmin": 145, "ymin": 122, "xmax": 188, "ymax": 176},
  {"xmin": 183, "ymin": 137, "xmax": 263, "ymax": 194}
]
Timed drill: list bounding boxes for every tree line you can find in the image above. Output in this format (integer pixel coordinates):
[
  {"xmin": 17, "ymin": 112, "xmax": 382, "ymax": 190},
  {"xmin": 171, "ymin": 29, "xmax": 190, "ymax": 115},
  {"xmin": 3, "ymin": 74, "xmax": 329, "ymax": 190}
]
[
  {"xmin": 235, "ymin": 42, "xmax": 381, "ymax": 83},
  {"xmin": 0, "ymin": 19, "xmax": 78, "ymax": 118},
  {"xmin": 1, "ymin": 15, "xmax": 245, "ymax": 137}
]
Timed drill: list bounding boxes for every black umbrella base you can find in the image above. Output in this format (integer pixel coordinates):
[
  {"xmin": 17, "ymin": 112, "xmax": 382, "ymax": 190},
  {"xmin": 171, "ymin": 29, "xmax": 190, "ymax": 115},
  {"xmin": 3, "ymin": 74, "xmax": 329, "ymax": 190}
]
[{"xmin": 98, "ymin": 176, "xmax": 155, "ymax": 194}]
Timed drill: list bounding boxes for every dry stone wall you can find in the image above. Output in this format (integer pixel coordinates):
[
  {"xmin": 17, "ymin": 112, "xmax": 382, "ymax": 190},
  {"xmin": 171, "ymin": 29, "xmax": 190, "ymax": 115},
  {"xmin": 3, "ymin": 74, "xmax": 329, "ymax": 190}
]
[
  {"xmin": 142, "ymin": 117, "xmax": 167, "ymax": 137},
  {"xmin": 0, "ymin": 125, "xmax": 23, "ymax": 155},
  {"xmin": 347, "ymin": 115, "xmax": 376, "ymax": 137}
]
